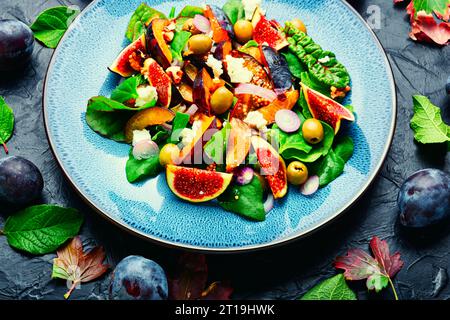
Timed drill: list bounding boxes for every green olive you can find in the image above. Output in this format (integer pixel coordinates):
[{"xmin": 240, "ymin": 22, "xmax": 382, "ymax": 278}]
[
  {"xmin": 287, "ymin": 161, "xmax": 309, "ymax": 185},
  {"xmin": 291, "ymin": 18, "xmax": 307, "ymax": 33},
  {"xmin": 233, "ymin": 20, "xmax": 253, "ymax": 44},
  {"xmin": 159, "ymin": 143, "xmax": 180, "ymax": 166},
  {"xmin": 210, "ymin": 86, "xmax": 234, "ymax": 115},
  {"xmin": 187, "ymin": 34, "xmax": 213, "ymax": 55},
  {"xmin": 302, "ymin": 118, "xmax": 324, "ymax": 145}
]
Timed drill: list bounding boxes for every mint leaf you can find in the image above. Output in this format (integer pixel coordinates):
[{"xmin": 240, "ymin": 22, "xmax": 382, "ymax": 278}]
[
  {"xmin": 2, "ymin": 205, "xmax": 83, "ymax": 255},
  {"xmin": 170, "ymin": 31, "xmax": 191, "ymax": 61},
  {"xmin": 410, "ymin": 95, "xmax": 450, "ymax": 144},
  {"xmin": 219, "ymin": 177, "xmax": 265, "ymax": 221},
  {"xmin": 300, "ymin": 274, "xmax": 357, "ymax": 300},
  {"xmin": 223, "ymin": 0, "xmax": 245, "ymax": 25},
  {"xmin": 126, "ymin": 3, "xmax": 166, "ymax": 42},
  {"xmin": 413, "ymin": 0, "xmax": 449, "ymax": 16},
  {"xmin": 88, "ymin": 96, "xmax": 154, "ymax": 112},
  {"xmin": 125, "ymin": 149, "xmax": 162, "ymax": 183},
  {"xmin": 110, "ymin": 75, "xmax": 146, "ymax": 104},
  {"xmin": 0, "ymin": 96, "xmax": 14, "ymax": 154},
  {"xmin": 169, "ymin": 112, "xmax": 190, "ymax": 144},
  {"xmin": 178, "ymin": 5, "xmax": 204, "ymax": 18},
  {"xmin": 30, "ymin": 6, "xmax": 79, "ymax": 48}
]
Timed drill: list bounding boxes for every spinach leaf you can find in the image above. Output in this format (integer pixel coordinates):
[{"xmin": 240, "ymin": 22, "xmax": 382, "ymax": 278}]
[
  {"xmin": 285, "ymin": 22, "xmax": 350, "ymax": 88},
  {"xmin": 30, "ymin": 6, "xmax": 79, "ymax": 48},
  {"xmin": 410, "ymin": 95, "xmax": 450, "ymax": 144},
  {"xmin": 223, "ymin": 0, "xmax": 245, "ymax": 24},
  {"xmin": 282, "ymin": 51, "xmax": 305, "ymax": 79},
  {"xmin": 110, "ymin": 75, "xmax": 146, "ymax": 104},
  {"xmin": 88, "ymin": 96, "xmax": 153, "ymax": 112},
  {"xmin": 125, "ymin": 149, "xmax": 162, "ymax": 183},
  {"xmin": 280, "ymin": 121, "xmax": 334, "ymax": 163},
  {"xmin": 169, "ymin": 6, "xmax": 176, "ymax": 19},
  {"xmin": 175, "ymin": 17, "xmax": 190, "ymax": 32},
  {"xmin": 170, "ymin": 31, "xmax": 191, "ymax": 61},
  {"xmin": 2, "ymin": 205, "xmax": 83, "ymax": 255},
  {"xmin": 300, "ymin": 274, "xmax": 357, "ymax": 300},
  {"xmin": 177, "ymin": 5, "xmax": 204, "ymax": 18},
  {"xmin": 218, "ymin": 177, "xmax": 265, "ymax": 221},
  {"xmin": 169, "ymin": 112, "xmax": 190, "ymax": 144},
  {"xmin": 0, "ymin": 96, "xmax": 14, "ymax": 153},
  {"xmin": 150, "ymin": 125, "xmax": 170, "ymax": 145},
  {"xmin": 85, "ymin": 108, "xmax": 131, "ymax": 142},
  {"xmin": 334, "ymin": 136, "xmax": 354, "ymax": 162},
  {"xmin": 204, "ymin": 122, "xmax": 232, "ymax": 164},
  {"xmin": 126, "ymin": 3, "xmax": 166, "ymax": 42}
]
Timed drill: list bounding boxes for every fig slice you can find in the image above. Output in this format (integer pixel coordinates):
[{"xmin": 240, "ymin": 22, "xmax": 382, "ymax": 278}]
[
  {"xmin": 146, "ymin": 18, "xmax": 172, "ymax": 69},
  {"xmin": 300, "ymin": 83, "xmax": 355, "ymax": 134},
  {"xmin": 193, "ymin": 68, "xmax": 214, "ymax": 115},
  {"xmin": 124, "ymin": 107, "xmax": 175, "ymax": 143},
  {"xmin": 142, "ymin": 58, "xmax": 172, "ymax": 108},
  {"xmin": 225, "ymin": 118, "xmax": 252, "ymax": 172},
  {"xmin": 256, "ymin": 89, "xmax": 299, "ymax": 124},
  {"xmin": 179, "ymin": 114, "xmax": 216, "ymax": 164},
  {"xmin": 252, "ymin": 9, "xmax": 288, "ymax": 51},
  {"xmin": 251, "ymin": 136, "xmax": 288, "ymax": 199},
  {"xmin": 109, "ymin": 34, "xmax": 146, "ymax": 77},
  {"xmin": 166, "ymin": 165, "xmax": 233, "ymax": 202}
]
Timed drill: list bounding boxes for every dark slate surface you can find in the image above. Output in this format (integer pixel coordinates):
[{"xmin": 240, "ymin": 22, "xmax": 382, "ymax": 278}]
[{"xmin": 0, "ymin": 0, "xmax": 449, "ymax": 300}]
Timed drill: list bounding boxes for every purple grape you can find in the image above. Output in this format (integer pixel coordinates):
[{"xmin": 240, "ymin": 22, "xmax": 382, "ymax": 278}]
[
  {"xmin": 446, "ymin": 75, "xmax": 450, "ymax": 95},
  {"xmin": 0, "ymin": 19, "xmax": 34, "ymax": 71},
  {"xmin": 0, "ymin": 156, "xmax": 43, "ymax": 205},
  {"xmin": 109, "ymin": 256, "xmax": 168, "ymax": 300},
  {"xmin": 398, "ymin": 169, "xmax": 450, "ymax": 228}
]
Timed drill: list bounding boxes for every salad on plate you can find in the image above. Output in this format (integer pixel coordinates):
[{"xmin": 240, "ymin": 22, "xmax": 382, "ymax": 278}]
[{"xmin": 85, "ymin": 0, "xmax": 356, "ymax": 221}]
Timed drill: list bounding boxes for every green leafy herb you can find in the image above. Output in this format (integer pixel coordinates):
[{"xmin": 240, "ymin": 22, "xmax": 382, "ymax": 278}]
[
  {"xmin": 126, "ymin": 149, "xmax": 162, "ymax": 183},
  {"xmin": 170, "ymin": 31, "xmax": 191, "ymax": 61},
  {"xmin": 282, "ymin": 51, "xmax": 305, "ymax": 79},
  {"xmin": 204, "ymin": 122, "xmax": 232, "ymax": 164},
  {"xmin": 278, "ymin": 121, "xmax": 335, "ymax": 163},
  {"xmin": 169, "ymin": 6, "xmax": 176, "ymax": 19},
  {"xmin": 169, "ymin": 112, "xmax": 190, "ymax": 144},
  {"xmin": 334, "ymin": 136, "xmax": 354, "ymax": 162},
  {"xmin": 88, "ymin": 96, "xmax": 154, "ymax": 112},
  {"xmin": 285, "ymin": 22, "xmax": 351, "ymax": 88},
  {"xmin": 110, "ymin": 75, "xmax": 147, "ymax": 104},
  {"xmin": 219, "ymin": 177, "xmax": 266, "ymax": 221},
  {"xmin": 0, "ymin": 96, "xmax": 14, "ymax": 154},
  {"xmin": 150, "ymin": 125, "xmax": 170, "ymax": 145},
  {"xmin": 85, "ymin": 108, "xmax": 132, "ymax": 142},
  {"xmin": 30, "ymin": 6, "xmax": 79, "ymax": 48},
  {"xmin": 413, "ymin": 0, "xmax": 449, "ymax": 16},
  {"xmin": 1, "ymin": 205, "xmax": 83, "ymax": 255},
  {"xmin": 126, "ymin": 3, "xmax": 166, "ymax": 42},
  {"xmin": 223, "ymin": 0, "xmax": 245, "ymax": 24},
  {"xmin": 300, "ymin": 274, "xmax": 357, "ymax": 300},
  {"xmin": 178, "ymin": 5, "xmax": 204, "ymax": 18},
  {"xmin": 410, "ymin": 95, "xmax": 450, "ymax": 144}
]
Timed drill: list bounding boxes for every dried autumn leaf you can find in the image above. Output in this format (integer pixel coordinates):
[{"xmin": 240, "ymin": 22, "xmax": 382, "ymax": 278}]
[
  {"xmin": 334, "ymin": 236, "xmax": 404, "ymax": 299},
  {"xmin": 168, "ymin": 253, "xmax": 233, "ymax": 300},
  {"xmin": 52, "ymin": 236, "xmax": 109, "ymax": 299}
]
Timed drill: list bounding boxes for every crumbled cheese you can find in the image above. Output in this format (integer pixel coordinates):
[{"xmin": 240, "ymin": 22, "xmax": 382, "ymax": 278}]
[
  {"xmin": 205, "ymin": 55, "xmax": 223, "ymax": 78},
  {"xmin": 132, "ymin": 129, "xmax": 152, "ymax": 146},
  {"xmin": 242, "ymin": 0, "xmax": 262, "ymax": 20},
  {"xmin": 135, "ymin": 85, "xmax": 158, "ymax": 107},
  {"xmin": 225, "ymin": 55, "xmax": 253, "ymax": 83},
  {"xmin": 318, "ymin": 56, "xmax": 331, "ymax": 64},
  {"xmin": 244, "ymin": 111, "xmax": 268, "ymax": 130},
  {"xmin": 179, "ymin": 128, "xmax": 195, "ymax": 146}
]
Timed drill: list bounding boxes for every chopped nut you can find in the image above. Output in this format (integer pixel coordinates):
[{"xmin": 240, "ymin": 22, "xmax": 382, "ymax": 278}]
[{"xmin": 166, "ymin": 66, "xmax": 183, "ymax": 84}]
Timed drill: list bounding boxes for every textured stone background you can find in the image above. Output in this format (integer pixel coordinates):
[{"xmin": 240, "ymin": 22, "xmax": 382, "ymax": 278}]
[{"xmin": 0, "ymin": 0, "xmax": 449, "ymax": 300}]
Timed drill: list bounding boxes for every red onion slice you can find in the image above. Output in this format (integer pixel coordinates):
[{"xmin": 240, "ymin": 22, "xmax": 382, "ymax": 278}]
[
  {"xmin": 275, "ymin": 109, "xmax": 301, "ymax": 133},
  {"xmin": 185, "ymin": 104, "xmax": 199, "ymax": 116},
  {"xmin": 161, "ymin": 122, "xmax": 173, "ymax": 131},
  {"xmin": 264, "ymin": 193, "xmax": 274, "ymax": 213},
  {"xmin": 235, "ymin": 84, "xmax": 277, "ymax": 102},
  {"xmin": 132, "ymin": 140, "xmax": 159, "ymax": 160},
  {"xmin": 300, "ymin": 175, "xmax": 319, "ymax": 196},
  {"xmin": 235, "ymin": 167, "xmax": 254, "ymax": 185},
  {"xmin": 193, "ymin": 14, "xmax": 211, "ymax": 34}
]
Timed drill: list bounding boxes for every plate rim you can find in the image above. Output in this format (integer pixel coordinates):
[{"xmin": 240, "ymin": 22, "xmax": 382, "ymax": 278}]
[{"xmin": 42, "ymin": 0, "xmax": 397, "ymax": 253}]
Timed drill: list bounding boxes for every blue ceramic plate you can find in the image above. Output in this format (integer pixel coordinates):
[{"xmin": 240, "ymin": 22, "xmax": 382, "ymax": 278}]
[{"xmin": 44, "ymin": 0, "xmax": 396, "ymax": 252}]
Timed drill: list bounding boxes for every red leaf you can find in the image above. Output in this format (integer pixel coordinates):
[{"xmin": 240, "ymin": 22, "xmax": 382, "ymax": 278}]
[
  {"xmin": 410, "ymin": 11, "xmax": 450, "ymax": 45},
  {"xmin": 334, "ymin": 248, "xmax": 379, "ymax": 281},
  {"xmin": 168, "ymin": 254, "xmax": 208, "ymax": 300},
  {"xmin": 370, "ymin": 236, "xmax": 404, "ymax": 278},
  {"xmin": 200, "ymin": 281, "xmax": 234, "ymax": 300}
]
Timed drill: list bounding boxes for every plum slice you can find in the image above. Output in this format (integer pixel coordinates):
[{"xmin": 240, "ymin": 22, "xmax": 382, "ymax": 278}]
[
  {"xmin": 124, "ymin": 107, "xmax": 175, "ymax": 143},
  {"xmin": 146, "ymin": 19, "xmax": 172, "ymax": 69}
]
